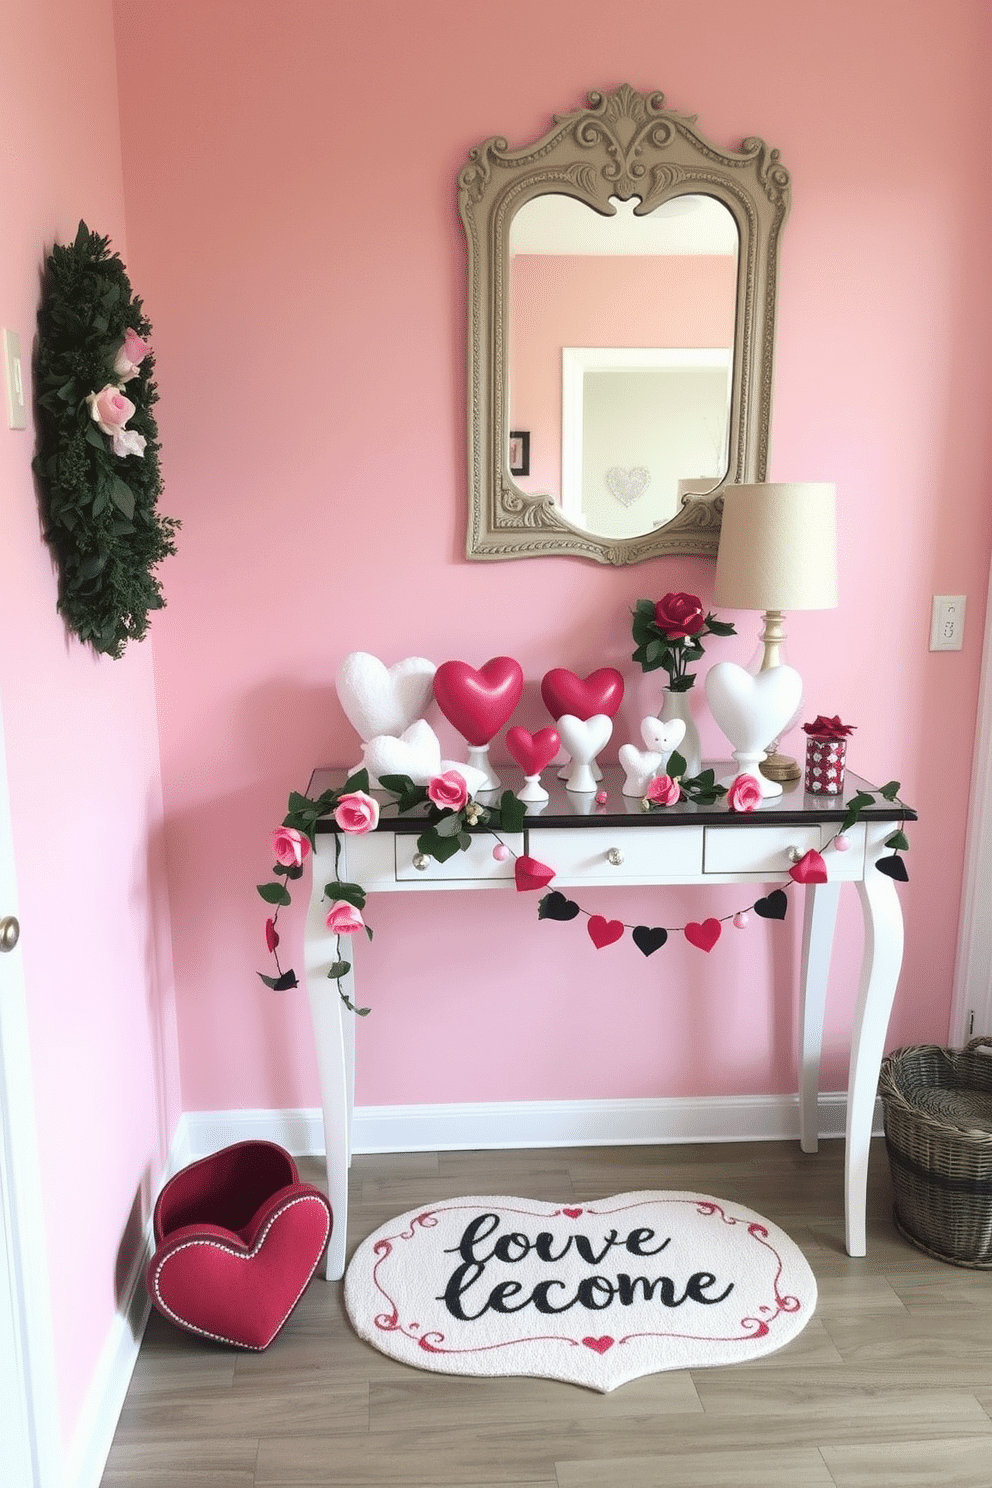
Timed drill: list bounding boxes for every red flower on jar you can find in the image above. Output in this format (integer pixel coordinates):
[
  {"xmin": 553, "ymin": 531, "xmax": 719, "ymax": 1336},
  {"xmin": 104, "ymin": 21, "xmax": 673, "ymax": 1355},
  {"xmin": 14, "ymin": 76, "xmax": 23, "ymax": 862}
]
[
  {"xmin": 653, "ymin": 592, "xmax": 706, "ymax": 639},
  {"xmin": 727, "ymin": 774, "xmax": 763, "ymax": 812},
  {"xmin": 802, "ymin": 714, "xmax": 856, "ymax": 739}
]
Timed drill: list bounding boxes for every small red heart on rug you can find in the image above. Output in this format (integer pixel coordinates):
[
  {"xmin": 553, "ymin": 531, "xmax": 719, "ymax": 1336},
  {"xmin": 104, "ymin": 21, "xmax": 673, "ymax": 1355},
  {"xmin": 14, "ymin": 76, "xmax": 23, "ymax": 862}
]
[
  {"xmin": 587, "ymin": 915, "xmax": 624, "ymax": 949},
  {"xmin": 788, "ymin": 849, "xmax": 828, "ymax": 885},
  {"xmin": 562, "ymin": 1207, "xmax": 583, "ymax": 1218},
  {"xmin": 684, "ymin": 918, "xmax": 721, "ymax": 952},
  {"xmin": 506, "ymin": 725, "xmax": 560, "ymax": 777},
  {"xmin": 514, "ymin": 855, "xmax": 556, "ymax": 892},
  {"xmin": 541, "ymin": 667, "xmax": 624, "ymax": 722},
  {"xmin": 582, "ymin": 1335, "xmax": 615, "ymax": 1354},
  {"xmin": 148, "ymin": 1188, "xmax": 332, "ymax": 1350},
  {"xmin": 433, "ymin": 657, "xmax": 524, "ymax": 745}
]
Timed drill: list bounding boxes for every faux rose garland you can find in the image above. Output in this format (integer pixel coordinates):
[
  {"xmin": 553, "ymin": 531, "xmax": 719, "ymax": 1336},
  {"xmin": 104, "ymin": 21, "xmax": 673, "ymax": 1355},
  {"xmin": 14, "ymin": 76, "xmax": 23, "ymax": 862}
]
[
  {"xmin": 258, "ymin": 769, "xmax": 527, "ymax": 1011},
  {"xmin": 631, "ymin": 593, "xmax": 736, "ymax": 692},
  {"xmin": 33, "ymin": 221, "xmax": 178, "ymax": 658}
]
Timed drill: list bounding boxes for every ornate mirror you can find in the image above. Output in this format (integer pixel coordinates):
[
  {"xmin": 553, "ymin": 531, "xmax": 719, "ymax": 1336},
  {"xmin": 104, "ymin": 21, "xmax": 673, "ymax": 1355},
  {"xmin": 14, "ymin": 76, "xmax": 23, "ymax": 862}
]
[{"xmin": 459, "ymin": 85, "xmax": 791, "ymax": 564}]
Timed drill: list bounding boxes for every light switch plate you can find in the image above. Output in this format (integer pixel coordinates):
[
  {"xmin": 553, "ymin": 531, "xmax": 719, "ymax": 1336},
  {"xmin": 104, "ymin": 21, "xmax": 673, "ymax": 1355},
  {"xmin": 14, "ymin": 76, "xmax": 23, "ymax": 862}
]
[{"xmin": 3, "ymin": 329, "xmax": 28, "ymax": 430}]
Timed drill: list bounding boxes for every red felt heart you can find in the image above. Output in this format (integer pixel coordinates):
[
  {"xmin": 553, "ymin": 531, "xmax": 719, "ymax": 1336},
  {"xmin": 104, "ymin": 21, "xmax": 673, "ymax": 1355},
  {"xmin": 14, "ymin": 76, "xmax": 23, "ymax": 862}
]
[
  {"xmin": 147, "ymin": 1187, "xmax": 332, "ymax": 1351},
  {"xmin": 788, "ymin": 849, "xmax": 828, "ymax": 885},
  {"xmin": 506, "ymin": 725, "xmax": 560, "ymax": 777},
  {"xmin": 434, "ymin": 657, "xmax": 524, "ymax": 746},
  {"xmin": 562, "ymin": 1207, "xmax": 583, "ymax": 1218},
  {"xmin": 540, "ymin": 668, "xmax": 625, "ymax": 722},
  {"xmin": 587, "ymin": 914, "xmax": 625, "ymax": 949},
  {"xmin": 514, "ymin": 855, "xmax": 556, "ymax": 892},
  {"xmin": 582, "ymin": 1335, "xmax": 615, "ymax": 1353},
  {"xmin": 684, "ymin": 918, "xmax": 722, "ymax": 952}
]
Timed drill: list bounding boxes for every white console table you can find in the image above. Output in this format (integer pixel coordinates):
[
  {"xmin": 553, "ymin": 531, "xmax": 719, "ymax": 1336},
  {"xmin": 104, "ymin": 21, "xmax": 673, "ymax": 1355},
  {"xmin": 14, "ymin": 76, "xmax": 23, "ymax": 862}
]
[{"xmin": 303, "ymin": 765, "xmax": 915, "ymax": 1279}]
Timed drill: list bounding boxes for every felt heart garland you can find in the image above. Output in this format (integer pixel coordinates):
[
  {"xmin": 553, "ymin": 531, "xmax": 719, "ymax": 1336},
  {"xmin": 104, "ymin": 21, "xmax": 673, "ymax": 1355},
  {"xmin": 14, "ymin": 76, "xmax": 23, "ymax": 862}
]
[
  {"xmin": 754, "ymin": 890, "xmax": 790, "ymax": 920},
  {"xmin": 632, "ymin": 925, "xmax": 668, "ymax": 956},
  {"xmin": 514, "ymin": 856, "xmax": 556, "ymax": 892},
  {"xmin": 788, "ymin": 849, "xmax": 828, "ymax": 885},
  {"xmin": 538, "ymin": 891, "xmax": 581, "ymax": 921},
  {"xmin": 587, "ymin": 915, "xmax": 625, "ymax": 949},
  {"xmin": 684, "ymin": 918, "xmax": 722, "ymax": 952}
]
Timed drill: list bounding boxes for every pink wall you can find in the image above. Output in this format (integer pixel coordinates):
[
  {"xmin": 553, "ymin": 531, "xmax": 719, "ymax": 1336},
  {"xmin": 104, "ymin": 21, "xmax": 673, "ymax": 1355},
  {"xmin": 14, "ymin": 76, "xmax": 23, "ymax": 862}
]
[
  {"xmin": 512, "ymin": 254, "xmax": 736, "ymax": 494},
  {"xmin": 112, "ymin": 2, "xmax": 992, "ymax": 1125},
  {"xmin": 0, "ymin": 0, "xmax": 180, "ymax": 1451}
]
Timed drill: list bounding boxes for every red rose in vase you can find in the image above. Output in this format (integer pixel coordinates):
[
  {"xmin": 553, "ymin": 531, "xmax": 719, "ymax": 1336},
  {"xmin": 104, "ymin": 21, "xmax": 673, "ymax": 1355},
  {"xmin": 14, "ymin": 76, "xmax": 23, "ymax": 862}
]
[{"xmin": 653, "ymin": 592, "xmax": 706, "ymax": 639}]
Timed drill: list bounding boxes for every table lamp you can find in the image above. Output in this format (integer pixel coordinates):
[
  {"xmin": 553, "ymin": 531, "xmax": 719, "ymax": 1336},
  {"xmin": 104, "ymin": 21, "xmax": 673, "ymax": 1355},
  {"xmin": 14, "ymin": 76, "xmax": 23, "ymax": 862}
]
[{"xmin": 710, "ymin": 481, "xmax": 838, "ymax": 788}]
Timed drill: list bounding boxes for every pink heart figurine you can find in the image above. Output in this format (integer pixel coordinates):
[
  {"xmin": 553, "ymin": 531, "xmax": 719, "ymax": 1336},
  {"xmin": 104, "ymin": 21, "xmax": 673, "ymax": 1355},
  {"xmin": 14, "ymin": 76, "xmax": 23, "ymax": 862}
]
[
  {"xmin": 506, "ymin": 726, "xmax": 560, "ymax": 777},
  {"xmin": 540, "ymin": 668, "xmax": 624, "ymax": 722},
  {"xmin": 434, "ymin": 657, "xmax": 524, "ymax": 746}
]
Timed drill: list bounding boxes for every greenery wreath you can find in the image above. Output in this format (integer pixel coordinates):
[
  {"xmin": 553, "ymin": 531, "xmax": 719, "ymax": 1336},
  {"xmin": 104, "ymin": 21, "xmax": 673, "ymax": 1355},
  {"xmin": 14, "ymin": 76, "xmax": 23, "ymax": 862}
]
[{"xmin": 32, "ymin": 221, "xmax": 179, "ymax": 658}]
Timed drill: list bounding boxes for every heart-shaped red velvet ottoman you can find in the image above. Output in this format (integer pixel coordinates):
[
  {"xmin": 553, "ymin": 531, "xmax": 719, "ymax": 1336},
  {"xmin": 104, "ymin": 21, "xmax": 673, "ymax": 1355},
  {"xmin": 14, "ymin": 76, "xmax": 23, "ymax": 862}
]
[{"xmin": 146, "ymin": 1141, "xmax": 332, "ymax": 1350}]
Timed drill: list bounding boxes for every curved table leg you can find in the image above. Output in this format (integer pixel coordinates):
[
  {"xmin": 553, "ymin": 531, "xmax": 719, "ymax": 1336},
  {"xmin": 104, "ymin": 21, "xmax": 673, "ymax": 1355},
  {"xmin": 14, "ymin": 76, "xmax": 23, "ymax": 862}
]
[
  {"xmin": 846, "ymin": 830, "xmax": 905, "ymax": 1256},
  {"xmin": 799, "ymin": 881, "xmax": 841, "ymax": 1154}
]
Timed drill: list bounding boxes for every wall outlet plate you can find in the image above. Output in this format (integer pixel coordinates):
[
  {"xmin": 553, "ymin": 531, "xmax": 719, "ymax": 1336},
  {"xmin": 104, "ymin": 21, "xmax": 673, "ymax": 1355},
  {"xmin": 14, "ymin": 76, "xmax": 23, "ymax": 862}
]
[
  {"xmin": 930, "ymin": 594, "xmax": 966, "ymax": 651},
  {"xmin": 3, "ymin": 329, "xmax": 28, "ymax": 431}
]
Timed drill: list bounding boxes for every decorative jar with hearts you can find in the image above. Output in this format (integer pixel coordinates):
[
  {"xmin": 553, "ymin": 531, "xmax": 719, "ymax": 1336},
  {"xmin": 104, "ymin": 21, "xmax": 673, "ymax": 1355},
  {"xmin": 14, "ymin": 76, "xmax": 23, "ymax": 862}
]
[{"xmin": 804, "ymin": 735, "xmax": 848, "ymax": 794}]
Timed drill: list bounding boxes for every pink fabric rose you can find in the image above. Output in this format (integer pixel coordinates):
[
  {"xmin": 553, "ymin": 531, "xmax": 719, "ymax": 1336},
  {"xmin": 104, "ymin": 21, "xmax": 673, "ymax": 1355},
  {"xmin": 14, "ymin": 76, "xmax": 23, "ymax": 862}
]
[
  {"xmin": 325, "ymin": 900, "xmax": 365, "ymax": 935},
  {"xmin": 728, "ymin": 774, "xmax": 763, "ymax": 812},
  {"xmin": 427, "ymin": 770, "xmax": 469, "ymax": 812},
  {"xmin": 85, "ymin": 385, "xmax": 146, "ymax": 457},
  {"xmin": 333, "ymin": 790, "xmax": 380, "ymax": 834},
  {"xmin": 802, "ymin": 714, "xmax": 856, "ymax": 739},
  {"xmin": 113, "ymin": 328, "xmax": 152, "ymax": 381},
  {"xmin": 271, "ymin": 825, "xmax": 311, "ymax": 868},
  {"xmin": 645, "ymin": 774, "xmax": 682, "ymax": 806},
  {"xmin": 653, "ymin": 592, "xmax": 706, "ymax": 639}
]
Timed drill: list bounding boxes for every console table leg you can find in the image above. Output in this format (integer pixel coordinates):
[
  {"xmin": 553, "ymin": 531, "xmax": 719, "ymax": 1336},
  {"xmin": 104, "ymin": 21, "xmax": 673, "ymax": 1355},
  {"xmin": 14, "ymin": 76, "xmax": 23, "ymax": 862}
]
[
  {"xmin": 846, "ymin": 844, "xmax": 904, "ymax": 1256},
  {"xmin": 799, "ymin": 881, "xmax": 841, "ymax": 1154}
]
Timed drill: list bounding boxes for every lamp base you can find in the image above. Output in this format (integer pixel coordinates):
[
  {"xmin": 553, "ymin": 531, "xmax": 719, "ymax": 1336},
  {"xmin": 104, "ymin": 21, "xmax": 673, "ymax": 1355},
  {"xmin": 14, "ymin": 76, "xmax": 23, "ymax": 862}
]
[{"xmin": 760, "ymin": 751, "xmax": 801, "ymax": 783}]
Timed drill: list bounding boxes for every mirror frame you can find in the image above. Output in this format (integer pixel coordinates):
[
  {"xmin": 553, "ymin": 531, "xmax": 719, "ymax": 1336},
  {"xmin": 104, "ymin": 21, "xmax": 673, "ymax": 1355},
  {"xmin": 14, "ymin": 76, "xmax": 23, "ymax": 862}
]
[{"xmin": 458, "ymin": 85, "xmax": 791, "ymax": 565}]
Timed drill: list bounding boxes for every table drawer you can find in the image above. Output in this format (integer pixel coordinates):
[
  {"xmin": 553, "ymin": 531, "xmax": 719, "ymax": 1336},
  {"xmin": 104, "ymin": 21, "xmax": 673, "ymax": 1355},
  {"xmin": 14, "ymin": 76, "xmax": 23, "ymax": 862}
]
[
  {"xmin": 528, "ymin": 826, "xmax": 703, "ymax": 881},
  {"xmin": 394, "ymin": 833, "xmax": 524, "ymax": 882},
  {"xmin": 702, "ymin": 824, "xmax": 821, "ymax": 876}
]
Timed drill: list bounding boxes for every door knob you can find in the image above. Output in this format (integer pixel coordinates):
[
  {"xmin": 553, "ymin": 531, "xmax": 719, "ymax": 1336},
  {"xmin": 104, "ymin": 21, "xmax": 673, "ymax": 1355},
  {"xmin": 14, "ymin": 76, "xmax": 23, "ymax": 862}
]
[{"xmin": 0, "ymin": 916, "xmax": 20, "ymax": 952}]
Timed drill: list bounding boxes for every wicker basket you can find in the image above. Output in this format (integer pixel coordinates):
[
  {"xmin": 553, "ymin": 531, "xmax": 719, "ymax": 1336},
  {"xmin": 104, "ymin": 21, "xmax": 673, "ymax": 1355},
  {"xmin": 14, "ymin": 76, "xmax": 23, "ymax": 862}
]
[{"xmin": 878, "ymin": 1037, "xmax": 992, "ymax": 1267}]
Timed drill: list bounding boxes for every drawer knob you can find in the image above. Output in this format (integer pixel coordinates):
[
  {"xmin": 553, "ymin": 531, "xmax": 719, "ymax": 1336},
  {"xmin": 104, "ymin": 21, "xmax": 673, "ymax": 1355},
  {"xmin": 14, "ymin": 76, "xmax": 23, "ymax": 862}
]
[
  {"xmin": 412, "ymin": 852, "xmax": 431, "ymax": 871},
  {"xmin": 606, "ymin": 847, "xmax": 625, "ymax": 866},
  {"xmin": 787, "ymin": 846, "xmax": 803, "ymax": 864}
]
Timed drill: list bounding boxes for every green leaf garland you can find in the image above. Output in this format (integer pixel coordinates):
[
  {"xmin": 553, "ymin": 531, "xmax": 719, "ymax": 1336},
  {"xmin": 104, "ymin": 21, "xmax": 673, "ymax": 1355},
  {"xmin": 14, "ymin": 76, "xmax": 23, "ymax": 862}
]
[{"xmin": 32, "ymin": 221, "xmax": 179, "ymax": 657}]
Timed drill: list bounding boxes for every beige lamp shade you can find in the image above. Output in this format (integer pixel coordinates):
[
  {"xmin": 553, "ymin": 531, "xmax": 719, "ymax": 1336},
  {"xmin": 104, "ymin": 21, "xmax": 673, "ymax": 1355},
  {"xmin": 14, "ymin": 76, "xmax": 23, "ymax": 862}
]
[{"xmin": 714, "ymin": 483, "xmax": 838, "ymax": 612}]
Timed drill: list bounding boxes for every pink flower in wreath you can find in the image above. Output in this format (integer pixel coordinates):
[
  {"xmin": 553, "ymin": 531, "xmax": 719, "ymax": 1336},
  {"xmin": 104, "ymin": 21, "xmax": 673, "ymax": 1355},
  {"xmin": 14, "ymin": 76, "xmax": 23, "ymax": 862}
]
[
  {"xmin": 645, "ymin": 774, "xmax": 682, "ymax": 806},
  {"xmin": 325, "ymin": 900, "xmax": 365, "ymax": 935},
  {"xmin": 427, "ymin": 770, "xmax": 469, "ymax": 812},
  {"xmin": 85, "ymin": 384, "xmax": 146, "ymax": 457},
  {"xmin": 728, "ymin": 774, "xmax": 763, "ymax": 813},
  {"xmin": 333, "ymin": 790, "xmax": 380, "ymax": 834},
  {"xmin": 271, "ymin": 825, "xmax": 310, "ymax": 868},
  {"xmin": 113, "ymin": 328, "xmax": 152, "ymax": 381}
]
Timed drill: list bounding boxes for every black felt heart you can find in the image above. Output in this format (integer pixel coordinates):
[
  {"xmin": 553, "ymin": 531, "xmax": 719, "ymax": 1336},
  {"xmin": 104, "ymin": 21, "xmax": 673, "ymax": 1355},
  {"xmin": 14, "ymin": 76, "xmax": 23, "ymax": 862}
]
[
  {"xmin": 538, "ymin": 891, "xmax": 581, "ymax": 922},
  {"xmin": 875, "ymin": 854, "xmax": 909, "ymax": 881},
  {"xmin": 632, "ymin": 925, "xmax": 668, "ymax": 956},
  {"xmin": 753, "ymin": 889, "xmax": 789, "ymax": 920}
]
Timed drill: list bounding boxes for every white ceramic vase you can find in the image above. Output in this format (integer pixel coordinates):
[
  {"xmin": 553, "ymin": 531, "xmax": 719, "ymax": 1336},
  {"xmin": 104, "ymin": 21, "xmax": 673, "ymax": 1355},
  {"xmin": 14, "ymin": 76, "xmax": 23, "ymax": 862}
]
[{"xmin": 659, "ymin": 688, "xmax": 701, "ymax": 777}]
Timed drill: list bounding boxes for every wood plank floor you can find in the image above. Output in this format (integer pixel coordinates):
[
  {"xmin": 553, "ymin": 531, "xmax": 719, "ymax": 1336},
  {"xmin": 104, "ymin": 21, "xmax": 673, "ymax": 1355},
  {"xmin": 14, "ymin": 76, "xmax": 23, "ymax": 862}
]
[{"xmin": 101, "ymin": 1138, "xmax": 992, "ymax": 1487}]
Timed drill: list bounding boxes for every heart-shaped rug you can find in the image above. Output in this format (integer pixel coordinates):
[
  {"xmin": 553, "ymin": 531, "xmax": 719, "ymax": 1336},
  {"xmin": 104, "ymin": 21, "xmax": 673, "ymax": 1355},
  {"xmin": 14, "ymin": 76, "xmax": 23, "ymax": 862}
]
[
  {"xmin": 434, "ymin": 657, "xmax": 524, "ymax": 746},
  {"xmin": 344, "ymin": 1191, "xmax": 816, "ymax": 1391},
  {"xmin": 541, "ymin": 668, "xmax": 624, "ymax": 722}
]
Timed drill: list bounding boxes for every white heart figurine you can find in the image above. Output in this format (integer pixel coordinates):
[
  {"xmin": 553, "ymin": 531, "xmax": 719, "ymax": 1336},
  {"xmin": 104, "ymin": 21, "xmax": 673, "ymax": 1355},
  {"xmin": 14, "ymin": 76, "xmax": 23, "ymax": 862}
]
[
  {"xmin": 618, "ymin": 744, "xmax": 663, "ymax": 797},
  {"xmin": 704, "ymin": 662, "xmax": 803, "ymax": 756},
  {"xmin": 639, "ymin": 716, "xmax": 687, "ymax": 758},
  {"xmin": 557, "ymin": 714, "xmax": 613, "ymax": 793},
  {"xmin": 336, "ymin": 652, "xmax": 437, "ymax": 743},
  {"xmin": 362, "ymin": 720, "xmax": 442, "ymax": 786}
]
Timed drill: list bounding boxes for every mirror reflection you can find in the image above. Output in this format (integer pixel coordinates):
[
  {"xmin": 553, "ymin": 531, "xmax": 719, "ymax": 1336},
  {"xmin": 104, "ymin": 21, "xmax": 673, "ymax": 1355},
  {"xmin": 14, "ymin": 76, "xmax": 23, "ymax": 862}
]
[{"xmin": 508, "ymin": 194, "xmax": 738, "ymax": 539}]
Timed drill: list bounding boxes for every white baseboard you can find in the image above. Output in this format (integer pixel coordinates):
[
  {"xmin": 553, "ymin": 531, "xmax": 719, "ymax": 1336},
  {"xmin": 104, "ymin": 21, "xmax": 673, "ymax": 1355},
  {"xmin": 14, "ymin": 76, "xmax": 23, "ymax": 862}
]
[{"xmin": 182, "ymin": 1092, "xmax": 883, "ymax": 1160}]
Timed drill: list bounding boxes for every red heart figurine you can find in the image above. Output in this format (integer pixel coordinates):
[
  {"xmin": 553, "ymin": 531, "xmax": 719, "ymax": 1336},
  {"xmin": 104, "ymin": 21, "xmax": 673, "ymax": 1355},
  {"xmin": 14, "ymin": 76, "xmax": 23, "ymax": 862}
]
[
  {"xmin": 541, "ymin": 668, "xmax": 624, "ymax": 722},
  {"xmin": 434, "ymin": 657, "xmax": 524, "ymax": 746},
  {"xmin": 506, "ymin": 725, "xmax": 560, "ymax": 777}
]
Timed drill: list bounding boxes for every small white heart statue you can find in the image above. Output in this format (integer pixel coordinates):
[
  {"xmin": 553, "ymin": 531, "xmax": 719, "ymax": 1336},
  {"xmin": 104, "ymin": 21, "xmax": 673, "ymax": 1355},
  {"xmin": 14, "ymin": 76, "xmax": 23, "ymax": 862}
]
[
  {"xmin": 361, "ymin": 720, "xmax": 487, "ymax": 796},
  {"xmin": 704, "ymin": 662, "xmax": 803, "ymax": 798},
  {"xmin": 557, "ymin": 714, "xmax": 613, "ymax": 793},
  {"xmin": 336, "ymin": 652, "xmax": 437, "ymax": 743},
  {"xmin": 618, "ymin": 716, "xmax": 687, "ymax": 797}
]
